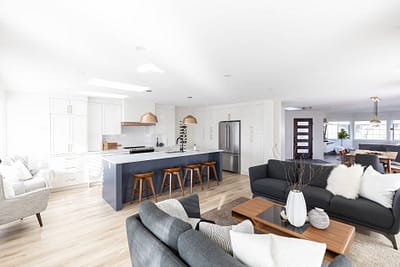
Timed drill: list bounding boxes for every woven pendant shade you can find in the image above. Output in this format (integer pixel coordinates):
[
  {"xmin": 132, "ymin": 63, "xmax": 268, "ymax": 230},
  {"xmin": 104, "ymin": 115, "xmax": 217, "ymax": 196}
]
[
  {"xmin": 140, "ymin": 112, "xmax": 158, "ymax": 123},
  {"xmin": 182, "ymin": 115, "xmax": 197, "ymax": 125}
]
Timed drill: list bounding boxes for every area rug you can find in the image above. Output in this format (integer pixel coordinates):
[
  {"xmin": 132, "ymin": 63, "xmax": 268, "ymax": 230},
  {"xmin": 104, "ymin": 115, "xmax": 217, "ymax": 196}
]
[{"xmin": 202, "ymin": 198, "xmax": 400, "ymax": 267}]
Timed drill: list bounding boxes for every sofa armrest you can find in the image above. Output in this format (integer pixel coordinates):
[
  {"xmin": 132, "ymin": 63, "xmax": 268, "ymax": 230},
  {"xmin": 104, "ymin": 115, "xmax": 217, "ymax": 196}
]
[
  {"xmin": 328, "ymin": 255, "xmax": 351, "ymax": 267},
  {"xmin": 249, "ymin": 164, "xmax": 268, "ymax": 191},
  {"xmin": 178, "ymin": 194, "xmax": 200, "ymax": 218},
  {"xmin": 391, "ymin": 189, "xmax": 400, "ymax": 233},
  {"xmin": 34, "ymin": 169, "xmax": 56, "ymax": 188},
  {"xmin": 126, "ymin": 215, "xmax": 187, "ymax": 267}
]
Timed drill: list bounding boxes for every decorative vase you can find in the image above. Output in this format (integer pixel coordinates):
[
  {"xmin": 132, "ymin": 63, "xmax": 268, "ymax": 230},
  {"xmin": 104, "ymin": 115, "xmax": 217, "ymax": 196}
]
[
  {"xmin": 308, "ymin": 207, "xmax": 330, "ymax": 229},
  {"xmin": 285, "ymin": 190, "xmax": 307, "ymax": 227}
]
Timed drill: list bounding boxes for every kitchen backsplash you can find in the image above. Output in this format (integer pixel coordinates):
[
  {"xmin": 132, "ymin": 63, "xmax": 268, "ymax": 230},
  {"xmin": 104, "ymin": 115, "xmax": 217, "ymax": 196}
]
[{"xmin": 103, "ymin": 126, "xmax": 168, "ymax": 147}]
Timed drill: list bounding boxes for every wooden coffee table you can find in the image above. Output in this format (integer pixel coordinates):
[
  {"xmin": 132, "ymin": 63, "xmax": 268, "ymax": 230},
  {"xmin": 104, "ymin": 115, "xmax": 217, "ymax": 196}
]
[{"xmin": 231, "ymin": 198, "xmax": 355, "ymax": 261}]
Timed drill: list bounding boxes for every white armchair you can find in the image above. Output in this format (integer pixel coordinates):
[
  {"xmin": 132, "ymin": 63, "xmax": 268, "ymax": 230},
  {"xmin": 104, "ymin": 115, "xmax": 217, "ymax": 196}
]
[{"xmin": 0, "ymin": 176, "xmax": 50, "ymax": 227}]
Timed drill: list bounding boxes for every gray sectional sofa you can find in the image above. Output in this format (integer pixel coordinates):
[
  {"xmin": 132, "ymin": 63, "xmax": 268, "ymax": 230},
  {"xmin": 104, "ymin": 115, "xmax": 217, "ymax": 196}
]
[
  {"xmin": 249, "ymin": 159, "xmax": 400, "ymax": 249},
  {"xmin": 126, "ymin": 194, "xmax": 351, "ymax": 267}
]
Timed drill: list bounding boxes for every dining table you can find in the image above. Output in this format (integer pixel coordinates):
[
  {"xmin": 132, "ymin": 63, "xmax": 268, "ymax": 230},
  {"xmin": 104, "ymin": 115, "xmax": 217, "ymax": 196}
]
[{"xmin": 347, "ymin": 149, "xmax": 398, "ymax": 173}]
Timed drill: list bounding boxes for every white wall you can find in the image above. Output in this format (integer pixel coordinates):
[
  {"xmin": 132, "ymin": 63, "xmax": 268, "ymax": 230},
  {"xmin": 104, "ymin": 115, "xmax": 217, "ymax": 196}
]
[
  {"xmin": 0, "ymin": 89, "xmax": 6, "ymax": 158},
  {"xmin": 6, "ymin": 91, "xmax": 50, "ymax": 168},
  {"xmin": 285, "ymin": 110, "xmax": 326, "ymax": 160},
  {"xmin": 177, "ymin": 100, "xmax": 280, "ymax": 175},
  {"xmin": 122, "ymin": 98, "xmax": 155, "ymax": 122},
  {"xmin": 154, "ymin": 104, "xmax": 175, "ymax": 147}
]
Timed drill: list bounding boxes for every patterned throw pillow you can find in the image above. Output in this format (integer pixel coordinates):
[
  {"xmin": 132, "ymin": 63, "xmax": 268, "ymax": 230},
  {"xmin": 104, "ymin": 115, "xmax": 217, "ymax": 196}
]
[{"xmin": 199, "ymin": 219, "xmax": 254, "ymax": 254}]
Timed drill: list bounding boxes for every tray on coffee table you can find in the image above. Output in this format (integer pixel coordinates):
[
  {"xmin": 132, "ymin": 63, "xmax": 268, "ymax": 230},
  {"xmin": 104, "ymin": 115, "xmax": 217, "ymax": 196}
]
[{"xmin": 231, "ymin": 197, "xmax": 355, "ymax": 261}]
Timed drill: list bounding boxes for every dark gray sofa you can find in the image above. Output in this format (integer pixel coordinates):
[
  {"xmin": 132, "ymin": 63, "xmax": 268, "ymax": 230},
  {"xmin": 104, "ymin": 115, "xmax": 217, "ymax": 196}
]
[
  {"xmin": 126, "ymin": 194, "xmax": 351, "ymax": 267},
  {"xmin": 249, "ymin": 159, "xmax": 400, "ymax": 250}
]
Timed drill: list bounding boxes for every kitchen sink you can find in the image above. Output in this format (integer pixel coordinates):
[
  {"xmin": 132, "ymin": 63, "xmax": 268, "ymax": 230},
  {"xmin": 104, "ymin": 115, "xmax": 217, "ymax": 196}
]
[{"xmin": 165, "ymin": 150, "xmax": 186, "ymax": 153}]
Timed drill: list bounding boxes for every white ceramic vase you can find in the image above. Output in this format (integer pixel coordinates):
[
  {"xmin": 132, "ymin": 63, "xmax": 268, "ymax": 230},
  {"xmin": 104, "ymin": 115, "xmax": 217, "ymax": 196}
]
[{"xmin": 286, "ymin": 190, "xmax": 307, "ymax": 227}]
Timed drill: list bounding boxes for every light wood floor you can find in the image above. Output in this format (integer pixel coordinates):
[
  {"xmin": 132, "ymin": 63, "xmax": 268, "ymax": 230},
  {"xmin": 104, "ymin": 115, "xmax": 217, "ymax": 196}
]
[{"xmin": 0, "ymin": 172, "xmax": 252, "ymax": 267}]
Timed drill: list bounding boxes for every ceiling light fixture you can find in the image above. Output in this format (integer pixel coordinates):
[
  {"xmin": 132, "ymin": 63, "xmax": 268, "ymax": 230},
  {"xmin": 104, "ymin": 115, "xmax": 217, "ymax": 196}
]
[
  {"xmin": 78, "ymin": 91, "xmax": 128, "ymax": 99},
  {"xmin": 88, "ymin": 78, "xmax": 149, "ymax": 92},
  {"xmin": 137, "ymin": 63, "xmax": 164, "ymax": 73},
  {"xmin": 224, "ymin": 74, "xmax": 232, "ymax": 77},
  {"xmin": 284, "ymin": 107, "xmax": 302, "ymax": 111},
  {"xmin": 370, "ymin": 96, "xmax": 381, "ymax": 127},
  {"xmin": 140, "ymin": 112, "xmax": 158, "ymax": 123}
]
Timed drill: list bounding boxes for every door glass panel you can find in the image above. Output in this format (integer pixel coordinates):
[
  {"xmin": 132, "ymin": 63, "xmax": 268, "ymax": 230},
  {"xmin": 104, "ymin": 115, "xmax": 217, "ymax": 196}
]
[
  {"xmin": 297, "ymin": 121, "xmax": 309, "ymax": 126},
  {"xmin": 297, "ymin": 149, "xmax": 309, "ymax": 153},
  {"xmin": 297, "ymin": 128, "xmax": 309, "ymax": 133},
  {"xmin": 297, "ymin": 135, "xmax": 309, "ymax": 140},
  {"xmin": 297, "ymin": 142, "xmax": 308, "ymax": 146}
]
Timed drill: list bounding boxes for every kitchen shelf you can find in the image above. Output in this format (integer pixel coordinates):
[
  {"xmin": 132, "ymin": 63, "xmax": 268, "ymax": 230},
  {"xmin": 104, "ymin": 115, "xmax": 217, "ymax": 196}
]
[{"xmin": 121, "ymin": 122, "xmax": 156, "ymax": 126}]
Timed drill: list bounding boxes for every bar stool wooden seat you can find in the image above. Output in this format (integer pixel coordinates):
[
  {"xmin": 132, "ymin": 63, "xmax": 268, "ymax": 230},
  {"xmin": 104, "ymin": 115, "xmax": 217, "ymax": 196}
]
[
  {"xmin": 183, "ymin": 164, "xmax": 203, "ymax": 194},
  {"xmin": 160, "ymin": 167, "xmax": 185, "ymax": 198},
  {"xmin": 201, "ymin": 161, "xmax": 219, "ymax": 188},
  {"xmin": 130, "ymin": 171, "xmax": 157, "ymax": 203}
]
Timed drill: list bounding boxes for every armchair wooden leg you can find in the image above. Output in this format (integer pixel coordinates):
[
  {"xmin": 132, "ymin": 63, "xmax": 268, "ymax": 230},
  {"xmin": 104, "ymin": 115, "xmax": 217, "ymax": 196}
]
[
  {"xmin": 36, "ymin": 213, "xmax": 43, "ymax": 227},
  {"xmin": 384, "ymin": 233, "xmax": 398, "ymax": 250}
]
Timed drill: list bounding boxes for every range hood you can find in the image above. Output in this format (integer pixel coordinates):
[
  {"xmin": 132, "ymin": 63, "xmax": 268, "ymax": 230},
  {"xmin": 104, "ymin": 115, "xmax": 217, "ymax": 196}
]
[{"xmin": 121, "ymin": 122, "xmax": 156, "ymax": 126}]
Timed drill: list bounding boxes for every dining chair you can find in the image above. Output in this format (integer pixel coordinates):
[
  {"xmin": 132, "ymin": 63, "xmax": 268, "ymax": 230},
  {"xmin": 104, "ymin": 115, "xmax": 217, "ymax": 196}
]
[{"xmin": 354, "ymin": 154, "xmax": 385, "ymax": 174}]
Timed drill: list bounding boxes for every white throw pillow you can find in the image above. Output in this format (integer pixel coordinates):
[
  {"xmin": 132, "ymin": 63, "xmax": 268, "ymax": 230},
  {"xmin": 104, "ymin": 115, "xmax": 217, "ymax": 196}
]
[
  {"xmin": 2, "ymin": 178, "xmax": 15, "ymax": 199},
  {"xmin": 13, "ymin": 161, "xmax": 33, "ymax": 181},
  {"xmin": 230, "ymin": 232, "xmax": 326, "ymax": 267},
  {"xmin": 199, "ymin": 219, "xmax": 254, "ymax": 254},
  {"xmin": 326, "ymin": 164, "xmax": 364, "ymax": 199},
  {"xmin": 359, "ymin": 166, "xmax": 400, "ymax": 208}
]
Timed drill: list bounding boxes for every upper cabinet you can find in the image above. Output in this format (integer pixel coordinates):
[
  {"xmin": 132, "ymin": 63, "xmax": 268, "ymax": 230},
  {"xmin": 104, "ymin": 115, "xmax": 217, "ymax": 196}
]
[
  {"xmin": 87, "ymin": 98, "xmax": 123, "ymax": 151},
  {"xmin": 50, "ymin": 97, "xmax": 88, "ymax": 115}
]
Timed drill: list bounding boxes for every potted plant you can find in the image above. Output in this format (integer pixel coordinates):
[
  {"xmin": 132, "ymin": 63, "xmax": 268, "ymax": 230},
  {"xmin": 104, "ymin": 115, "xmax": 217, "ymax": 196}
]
[{"xmin": 337, "ymin": 128, "xmax": 349, "ymax": 146}]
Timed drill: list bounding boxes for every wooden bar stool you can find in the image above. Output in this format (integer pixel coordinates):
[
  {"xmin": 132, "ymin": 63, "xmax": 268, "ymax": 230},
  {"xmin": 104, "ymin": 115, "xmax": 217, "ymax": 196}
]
[
  {"xmin": 160, "ymin": 167, "xmax": 185, "ymax": 198},
  {"xmin": 130, "ymin": 171, "xmax": 157, "ymax": 203},
  {"xmin": 183, "ymin": 164, "xmax": 203, "ymax": 194},
  {"xmin": 201, "ymin": 161, "xmax": 219, "ymax": 188}
]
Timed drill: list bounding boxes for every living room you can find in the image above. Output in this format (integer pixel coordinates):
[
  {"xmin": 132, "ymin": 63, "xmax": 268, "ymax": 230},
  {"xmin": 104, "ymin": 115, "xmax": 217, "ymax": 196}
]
[{"xmin": 1, "ymin": 1, "xmax": 400, "ymax": 267}]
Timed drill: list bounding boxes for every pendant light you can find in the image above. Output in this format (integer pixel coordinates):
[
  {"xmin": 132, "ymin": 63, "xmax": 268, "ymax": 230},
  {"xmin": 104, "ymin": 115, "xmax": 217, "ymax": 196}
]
[
  {"xmin": 370, "ymin": 96, "xmax": 380, "ymax": 127},
  {"xmin": 140, "ymin": 112, "xmax": 158, "ymax": 123},
  {"xmin": 182, "ymin": 115, "xmax": 197, "ymax": 125}
]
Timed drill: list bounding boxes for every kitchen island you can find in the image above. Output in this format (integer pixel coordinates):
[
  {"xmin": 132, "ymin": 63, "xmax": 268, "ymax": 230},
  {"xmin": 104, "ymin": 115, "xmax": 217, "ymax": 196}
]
[{"xmin": 102, "ymin": 150, "xmax": 223, "ymax": 211}]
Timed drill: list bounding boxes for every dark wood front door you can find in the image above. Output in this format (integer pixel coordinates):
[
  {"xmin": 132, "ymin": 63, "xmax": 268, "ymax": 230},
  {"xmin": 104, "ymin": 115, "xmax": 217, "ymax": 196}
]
[{"xmin": 293, "ymin": 118, "xmax": 313, "ymax": 159}]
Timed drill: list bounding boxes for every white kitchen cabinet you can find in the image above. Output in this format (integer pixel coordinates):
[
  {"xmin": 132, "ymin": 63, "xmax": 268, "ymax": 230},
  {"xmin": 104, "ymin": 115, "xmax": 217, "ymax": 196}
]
[
  {"xmin": 50, "ymin": 97, "xmax": 87, "ymax": 115},
  {"xmin": 51, "ymin": 114, "xmax": 87, "ymax": 154},
  {"xmin": 48, "ymin": 155, "xmax": 86, "ymax": 188},
  {"xmin": 87, "ymin": 100, "xmax": 122, "ymax": 151},
  {"xmin": 103, "ymin": 103, "xmax": 122, "ymax": 135}
]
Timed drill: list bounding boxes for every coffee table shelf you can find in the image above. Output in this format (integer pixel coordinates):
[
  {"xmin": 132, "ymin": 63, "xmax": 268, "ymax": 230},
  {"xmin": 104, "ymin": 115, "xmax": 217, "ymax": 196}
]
[{"xmin": 231, "ymin": 197, "xmax": 355, "ymax": 261}]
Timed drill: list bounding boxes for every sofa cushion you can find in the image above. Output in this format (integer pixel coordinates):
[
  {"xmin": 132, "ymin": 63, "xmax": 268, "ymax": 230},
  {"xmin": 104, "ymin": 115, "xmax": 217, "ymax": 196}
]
[
  {"xmin": 326, "ymin": 164, "xmax": 363, "ymax": 199},
  {"xmin": 139, "ymin": 201, "xmax": 192, "ymax": 252},
  {"xmin": 178, "ymin": 229, "xmax": 246, "ymax": 267},
  {"xmin": 267, "ymin": 160, "xmax": 296, "ymax": 182},
  {"xmin": 302, "ymin": 186, "xmax": 334, "ymax": 211},
  {"xmin": 126, "ymin": 215, "xmax": 188, "ymax": 267},
  {"xmin": 302, "ymin": 163, "xmax": 335, "ymax": 188},
  {"xmin": 253, "ymin": 178, "xmax": 288, "ymax": 202},
  {"xmin": 330, "ymin": 196, "xmax": 394, "ymax": 229},
  {"xmin": 178, "ymin": 193, "xmax": 201, "ymax": 218}
]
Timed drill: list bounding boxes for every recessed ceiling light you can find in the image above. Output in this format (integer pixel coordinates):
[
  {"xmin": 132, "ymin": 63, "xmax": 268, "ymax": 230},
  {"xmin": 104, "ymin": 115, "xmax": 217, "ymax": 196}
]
[
  {"xmin": 187, "ymin": 96, "xmax": 193, "ymax": 99},
  {"xmin": 145, "ymin": 89, "xmax": 152, "ymax": 93},
  {"xmin": 88, "ymin": 78, "xmax": 149, "ymax": 92},
  {"xmin": 284, "ymin": 107, "xmax": 302, "ymax": 111},
  {"xmin": 137, "ymin": 63, "xmax": 164, "ymax": 73},
  {"xmin": 224, "ymin": 74, "xmax": 232, "ymax": 77},
  {"xmin": 78, "ymin": 91, "xmax": 128, "ymax": 99},
  {"xmin": 135, "ymin": 46, "xmax": 146, "ymax": 51}
]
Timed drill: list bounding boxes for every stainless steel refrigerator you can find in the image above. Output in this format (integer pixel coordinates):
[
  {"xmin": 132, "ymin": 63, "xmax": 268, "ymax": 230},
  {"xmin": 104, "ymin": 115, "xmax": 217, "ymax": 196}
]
[{"xmin": 218, "ymin": 120, "xmax": 241, "ymax": 173}]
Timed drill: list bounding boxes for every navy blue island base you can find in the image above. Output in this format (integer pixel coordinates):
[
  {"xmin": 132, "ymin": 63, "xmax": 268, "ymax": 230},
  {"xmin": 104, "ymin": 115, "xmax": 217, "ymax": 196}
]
[{"xmin": 102, "ymin": 151, "xmax": 222, "ymax": 211}]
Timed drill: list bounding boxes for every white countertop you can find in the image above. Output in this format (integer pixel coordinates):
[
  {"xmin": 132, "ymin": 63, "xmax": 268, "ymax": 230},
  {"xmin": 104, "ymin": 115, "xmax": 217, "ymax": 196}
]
[{"xmin": 102, "ymin": 149, "xmax": 223, "ymax": 164}]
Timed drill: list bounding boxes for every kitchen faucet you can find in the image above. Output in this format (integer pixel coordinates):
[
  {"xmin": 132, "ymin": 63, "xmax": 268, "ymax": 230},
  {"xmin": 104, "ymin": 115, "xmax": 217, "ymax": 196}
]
[{"xmin": 176, "ymin": 137, "xmax": 184, "ymax": 152}]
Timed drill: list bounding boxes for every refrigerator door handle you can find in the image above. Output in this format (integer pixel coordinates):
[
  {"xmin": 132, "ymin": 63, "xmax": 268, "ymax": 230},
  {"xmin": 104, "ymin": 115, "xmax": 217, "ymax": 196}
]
[{"xmin": 227, "ymin": 125, "xmax": 230, "ymax": 150}]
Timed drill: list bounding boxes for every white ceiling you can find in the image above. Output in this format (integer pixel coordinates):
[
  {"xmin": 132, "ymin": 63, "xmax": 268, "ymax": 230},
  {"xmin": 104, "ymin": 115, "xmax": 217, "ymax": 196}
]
[{"xmin": 1, "ymin": 0, "xmax": 400, "ymax": 111}]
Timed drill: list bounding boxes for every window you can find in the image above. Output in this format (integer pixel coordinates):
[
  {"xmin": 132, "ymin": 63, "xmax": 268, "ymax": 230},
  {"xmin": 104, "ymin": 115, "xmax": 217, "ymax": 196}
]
[
  {"xmin": 326, "ymin": 121, "xmax": 350, "ymax": 139},
  {"xmin": 354, "ymin": 120, "xmax": 387, "ymax": 140},
  {"xmin": 392, "ymin": 120, "xmax": 400, "ymax": 140}
]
